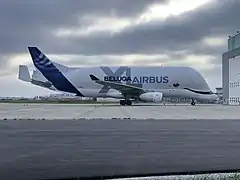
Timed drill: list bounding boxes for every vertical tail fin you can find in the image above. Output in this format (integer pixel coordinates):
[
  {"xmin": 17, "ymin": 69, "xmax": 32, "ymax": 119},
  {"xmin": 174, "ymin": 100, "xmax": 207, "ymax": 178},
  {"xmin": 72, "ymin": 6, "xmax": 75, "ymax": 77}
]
[
  {"xmin": 27, "ymin": 46, "xmax": 84, "ymax": 96},
  {"xmin": 28, "ymin": 47, "xmax": 69, "ymax": 72},
  {"xmin": 28, "ymin": 46, "xmax": 58, "ymax": 73}
]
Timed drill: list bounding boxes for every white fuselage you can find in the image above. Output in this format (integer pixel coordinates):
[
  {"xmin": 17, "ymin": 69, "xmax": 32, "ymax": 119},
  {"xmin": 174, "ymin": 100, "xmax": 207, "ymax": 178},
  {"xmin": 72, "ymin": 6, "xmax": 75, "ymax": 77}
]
[
  {"xmin": 19, "ymin": 46, "xmax": 219, "ymax": 103},
  {"xmin": 47, "ymin": 65, "xmax": 217, "ymax": 102},
  {"xmin": 19, "ymin": 46, "xmax": 219, "ymax": 105}
]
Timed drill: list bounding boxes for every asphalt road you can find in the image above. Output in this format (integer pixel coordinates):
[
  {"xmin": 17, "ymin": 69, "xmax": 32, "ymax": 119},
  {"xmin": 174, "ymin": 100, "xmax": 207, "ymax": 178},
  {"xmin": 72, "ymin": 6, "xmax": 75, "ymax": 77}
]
[{"xmin": 1, "ymin": 119, "xmax": 240, "ymax": 180}]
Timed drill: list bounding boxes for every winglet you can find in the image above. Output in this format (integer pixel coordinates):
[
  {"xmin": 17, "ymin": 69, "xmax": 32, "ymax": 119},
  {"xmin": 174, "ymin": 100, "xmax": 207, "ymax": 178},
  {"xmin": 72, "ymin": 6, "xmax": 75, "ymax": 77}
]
[
  {"xmin": 18, "ymin": 65, "xmax": 31, "ymax": 82},
  {"xmin": 89, "ymin": 74, "xmax": 100, "ymax": 81}
]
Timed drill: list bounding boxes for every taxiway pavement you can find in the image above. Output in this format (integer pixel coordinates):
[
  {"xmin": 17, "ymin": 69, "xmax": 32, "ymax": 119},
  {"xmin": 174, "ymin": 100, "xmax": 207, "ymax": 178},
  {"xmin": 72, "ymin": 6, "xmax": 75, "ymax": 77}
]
[
  {"xmin": 0, "ymin": 103, "xmax": 239, "ymax": 119},
  {"xmin": 0, "ymin": 103, "xmax": 240, "ymax": 179},
  {"xmin": 1, "ymin": 119, "xmax": 240, "ymax": 180}
]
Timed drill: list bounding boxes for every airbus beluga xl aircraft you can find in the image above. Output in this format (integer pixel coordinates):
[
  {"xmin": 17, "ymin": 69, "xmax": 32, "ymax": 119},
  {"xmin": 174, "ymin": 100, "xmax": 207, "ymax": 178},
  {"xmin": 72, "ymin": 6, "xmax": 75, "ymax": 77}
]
[{"xmin": 18, "ymin": 47, "xmax": 218, "ymax": 106}]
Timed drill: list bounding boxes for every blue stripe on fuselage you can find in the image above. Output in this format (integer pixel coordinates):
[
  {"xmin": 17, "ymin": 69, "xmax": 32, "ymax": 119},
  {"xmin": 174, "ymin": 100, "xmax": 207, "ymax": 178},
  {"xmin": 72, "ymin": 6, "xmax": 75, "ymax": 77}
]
[{"xmin": 28, "ymin": 47, "xmax": 84, "ymax": 96}]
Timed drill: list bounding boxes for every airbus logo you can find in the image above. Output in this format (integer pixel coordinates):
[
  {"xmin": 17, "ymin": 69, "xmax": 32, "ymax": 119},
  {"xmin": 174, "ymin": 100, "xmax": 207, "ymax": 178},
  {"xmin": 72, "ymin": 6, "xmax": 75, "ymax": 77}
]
[
  {"xmin": 104, "ymin": 76, "xmax": 169, "ymax": 84},
  {"xmin": 99, "ymin": 66, "xmax": 168, "ymax": 93}
]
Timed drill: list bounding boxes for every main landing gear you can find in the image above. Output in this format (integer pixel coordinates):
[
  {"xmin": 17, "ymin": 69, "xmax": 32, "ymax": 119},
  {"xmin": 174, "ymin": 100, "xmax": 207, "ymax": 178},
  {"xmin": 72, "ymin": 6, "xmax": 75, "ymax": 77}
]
[
  {"xmin": 191, "ymin": 99, "xmax": 196, "ymax": 106},
  {"xmin": 120, "ymin": 99, "xmax": 132, "ymax": 106}
]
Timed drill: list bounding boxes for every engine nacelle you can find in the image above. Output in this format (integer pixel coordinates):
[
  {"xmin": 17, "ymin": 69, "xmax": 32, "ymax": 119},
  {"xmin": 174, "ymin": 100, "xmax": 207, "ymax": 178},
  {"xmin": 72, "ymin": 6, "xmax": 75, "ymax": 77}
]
[{"xmin": 139, "ymin": 92, "xmax": 163, "ymax": 102}]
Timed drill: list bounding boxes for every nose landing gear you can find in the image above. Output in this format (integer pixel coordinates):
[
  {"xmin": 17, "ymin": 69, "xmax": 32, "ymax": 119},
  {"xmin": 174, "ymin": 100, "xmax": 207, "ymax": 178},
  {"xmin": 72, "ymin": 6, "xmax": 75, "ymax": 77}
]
[{"xmin": 191, "ymin": 99, "xmax": 196, "ymax": 106}]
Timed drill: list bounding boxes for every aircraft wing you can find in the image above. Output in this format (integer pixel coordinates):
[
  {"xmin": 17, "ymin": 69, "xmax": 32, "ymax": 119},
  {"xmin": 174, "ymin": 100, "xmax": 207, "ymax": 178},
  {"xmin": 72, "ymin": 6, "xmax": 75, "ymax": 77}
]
[{"xmin": 89, "ymin": 74, "xmax": 145, "ymax": 95}]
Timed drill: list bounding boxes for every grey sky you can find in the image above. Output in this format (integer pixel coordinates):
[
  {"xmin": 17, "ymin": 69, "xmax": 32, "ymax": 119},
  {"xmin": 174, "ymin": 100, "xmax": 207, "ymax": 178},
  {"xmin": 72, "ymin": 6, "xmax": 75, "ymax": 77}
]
[{"xmin": 0, "ymin": 0, "xmax": 238, "ymax": 97}]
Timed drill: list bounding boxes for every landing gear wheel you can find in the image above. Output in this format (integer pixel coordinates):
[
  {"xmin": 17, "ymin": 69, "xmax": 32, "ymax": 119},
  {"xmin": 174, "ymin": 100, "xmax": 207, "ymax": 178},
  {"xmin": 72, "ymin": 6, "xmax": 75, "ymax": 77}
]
[
  {"xmin": 120, "ymin": 100, "xmax": 132, "ymax": 106},
  {"xmin": 120, "ymin": 100, "xmax": 126, "ymax": 106},
  {"xmin": 126, "ymin": 99, "xmax": 132, "ymax": 106},
  {"xmin": 191, "ymin": 101, "xmax": 196, "ymax": 106}
]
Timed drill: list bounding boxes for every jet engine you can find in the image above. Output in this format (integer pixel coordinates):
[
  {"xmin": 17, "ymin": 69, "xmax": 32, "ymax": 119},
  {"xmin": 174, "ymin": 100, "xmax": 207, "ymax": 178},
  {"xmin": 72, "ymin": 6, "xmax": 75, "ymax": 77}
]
[{"xmin": 139, "ymin": 92, "xmax": 163, "ymax": 102}]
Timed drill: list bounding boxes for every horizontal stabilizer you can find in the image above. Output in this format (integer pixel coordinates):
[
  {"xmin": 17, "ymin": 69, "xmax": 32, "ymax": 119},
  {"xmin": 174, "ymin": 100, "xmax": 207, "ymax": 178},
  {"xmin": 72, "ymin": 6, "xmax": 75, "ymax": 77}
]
[{"xmin": 18, "ymin": 65, "xmax": 31, "ymax": 82}]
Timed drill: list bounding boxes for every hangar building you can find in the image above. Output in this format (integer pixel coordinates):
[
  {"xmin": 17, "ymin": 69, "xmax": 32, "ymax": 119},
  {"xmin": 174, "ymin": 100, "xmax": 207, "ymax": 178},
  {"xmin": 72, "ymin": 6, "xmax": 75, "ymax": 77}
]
[{"xmin": 222, "ymin": 31, "xmax": 240, "ymax": 105}]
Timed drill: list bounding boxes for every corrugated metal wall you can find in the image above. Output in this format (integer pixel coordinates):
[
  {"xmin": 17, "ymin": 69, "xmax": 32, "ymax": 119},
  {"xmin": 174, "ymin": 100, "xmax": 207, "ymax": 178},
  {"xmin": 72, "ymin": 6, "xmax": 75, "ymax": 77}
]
[{"xmin": 222, "ymin": 47, "xmax": 240, "ymax": 104}]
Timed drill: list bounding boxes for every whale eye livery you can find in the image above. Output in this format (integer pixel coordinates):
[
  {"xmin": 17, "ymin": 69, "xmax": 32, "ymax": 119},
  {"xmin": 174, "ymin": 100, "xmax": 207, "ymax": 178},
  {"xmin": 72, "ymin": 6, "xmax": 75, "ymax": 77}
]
[{"xmin": 173, "ymin": 83, "xmax": 180, "ymax": 87}]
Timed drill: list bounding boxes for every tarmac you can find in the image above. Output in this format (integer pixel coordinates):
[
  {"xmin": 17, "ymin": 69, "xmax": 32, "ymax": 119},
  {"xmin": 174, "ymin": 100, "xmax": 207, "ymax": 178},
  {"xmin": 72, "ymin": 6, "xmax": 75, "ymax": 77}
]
[
  {"xmin": 0, "ymin": 103, "xmax": 240, "ymax": 180},
  {"xmin": 0, "ymin": 103, "xmax": 239, "ymax": 119}
]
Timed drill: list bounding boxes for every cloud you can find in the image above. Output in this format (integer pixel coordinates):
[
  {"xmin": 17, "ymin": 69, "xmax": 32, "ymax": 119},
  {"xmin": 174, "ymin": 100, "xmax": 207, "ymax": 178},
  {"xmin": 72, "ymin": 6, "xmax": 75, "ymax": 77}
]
[
  {"xmin": 0, "ymin": 0, "xmax": 238, "ymax": 96},
  {"xmin": 52, "ymin": 0, "xmax": 238, "ymax": 56},
  {"xmin": 0, "ymin": 55, "xmax": 8, "ymax": 69},
  {"xmin": 0, "ymin": 0, "xmax": 166, "ymax": 55},
  {"xmin": 0, "ymin": 74, "xmax": 53, "ymax": 97},
  {"xmin": 1, "ymin": 0, "xmax": 234, "ymax": 57}
]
